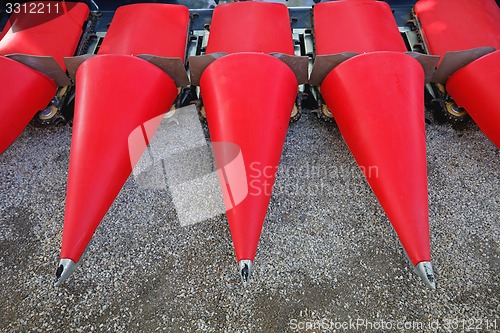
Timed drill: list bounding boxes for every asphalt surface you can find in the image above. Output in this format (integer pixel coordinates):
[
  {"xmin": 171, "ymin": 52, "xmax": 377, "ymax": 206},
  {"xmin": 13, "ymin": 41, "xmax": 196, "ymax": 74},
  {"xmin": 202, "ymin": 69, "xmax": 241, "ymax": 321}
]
[{"xmin": 0, "ymin": 106, "xmax": 498, "ymax": 332}]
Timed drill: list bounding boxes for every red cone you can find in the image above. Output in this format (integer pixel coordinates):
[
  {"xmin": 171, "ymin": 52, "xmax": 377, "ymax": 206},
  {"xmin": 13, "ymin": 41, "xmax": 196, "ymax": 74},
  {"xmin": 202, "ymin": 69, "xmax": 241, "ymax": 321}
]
[
  {"xmin": 55, "ymin": 5, "xmax": 190, "ymax": 286},
  {"xmin": 447, "ymin": 50, "xmax": 500, "ymax": 148},
  {"xmin": 0, "ymin": 57, "xmax": 57, "ymax": 154},
  {"xmin": 200, "ymin": 52, "xmax": 297, "ymax": 262},
  {"xmin": 320, "ymin": 52, "xmax": 430, "ymax": 266},
  {"xmin": 60, "ymin": 55, "xmax": 177, "ymax": 262},
  {"xmin": 199, "ymin": 2, "xmax": 297, "ymax": 272}
]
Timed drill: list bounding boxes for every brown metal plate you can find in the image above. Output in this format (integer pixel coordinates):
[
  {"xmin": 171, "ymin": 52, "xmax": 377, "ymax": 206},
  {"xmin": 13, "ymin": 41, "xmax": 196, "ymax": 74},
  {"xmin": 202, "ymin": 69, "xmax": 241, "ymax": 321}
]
[
  {"xmin": 137, "ymin": 55, "xmax": 190, "ymax": 87},
  {"xmin": 188, "ymin": 53, "xmax": 227, "ymax": 86},
  {"xmin": 309, "ymin": 52, "xmax": 358, "ymax": 86},
  {"xmin": 64, "ymin": 54, "xmax": 95, "ymax": 83},
  {"xmin": 405, "ymin": 52, "xmax": 440, "ymax": 83},
  {"xmin": 431, "ymin": 47, "xmax": 495, "ymax": 84},
  {"xmin": 7, "ymin": 54, "xmax": 71, "ymax": 87}
]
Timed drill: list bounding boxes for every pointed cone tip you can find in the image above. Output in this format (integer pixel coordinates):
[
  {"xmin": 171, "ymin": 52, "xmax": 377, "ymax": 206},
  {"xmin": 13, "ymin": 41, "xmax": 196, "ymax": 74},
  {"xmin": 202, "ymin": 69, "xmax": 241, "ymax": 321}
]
[
  {"xmin": 238, "ymin": 260, "xmax": 253, "ymax": 287},
  {"xmin": 414, "ymin": 261, "xmax": 436, "ymax": 290},
  {"xmin": 54, "ymin": 258, "xmax": 78, "ymax": 287}
]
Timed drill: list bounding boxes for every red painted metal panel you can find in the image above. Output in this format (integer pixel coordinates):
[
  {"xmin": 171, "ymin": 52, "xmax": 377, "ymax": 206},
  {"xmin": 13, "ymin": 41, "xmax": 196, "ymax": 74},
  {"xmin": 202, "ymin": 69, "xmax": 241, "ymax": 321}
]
[
  {"xmin": 314, "ymin": 0, "xmax": 406, "ymax": 55},
  {"xmin": 415, "ymin": 0, "xmax": 500, "ymax": 57},
  {"xmin": 97, "ymin": 4, "xmax": 190, "ymax": 60},
  {"xmin": 206, "ymin": 2, "xmax": 294, "ymax": 55}
]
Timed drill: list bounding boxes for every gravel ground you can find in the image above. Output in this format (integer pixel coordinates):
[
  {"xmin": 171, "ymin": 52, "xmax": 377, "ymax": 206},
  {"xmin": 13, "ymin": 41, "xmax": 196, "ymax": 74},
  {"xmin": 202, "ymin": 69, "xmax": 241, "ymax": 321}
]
[{"xmin": 0, "ymin": 106, "xmax": 498, "ymax": 332}]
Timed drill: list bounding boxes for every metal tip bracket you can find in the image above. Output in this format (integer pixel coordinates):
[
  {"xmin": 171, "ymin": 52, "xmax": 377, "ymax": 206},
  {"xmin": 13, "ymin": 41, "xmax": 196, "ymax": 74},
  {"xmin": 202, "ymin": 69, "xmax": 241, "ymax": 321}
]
[
  {"xmin": 238, "ymin": 260, "xmax": 253, "ymax": 287},
  {"xmin": 54, "ymin": 258, "xmax": 79, "ymax": 287},
  {"xmin": 414, "ymin": 261, "xmax": 436, "ymax": 290}
]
